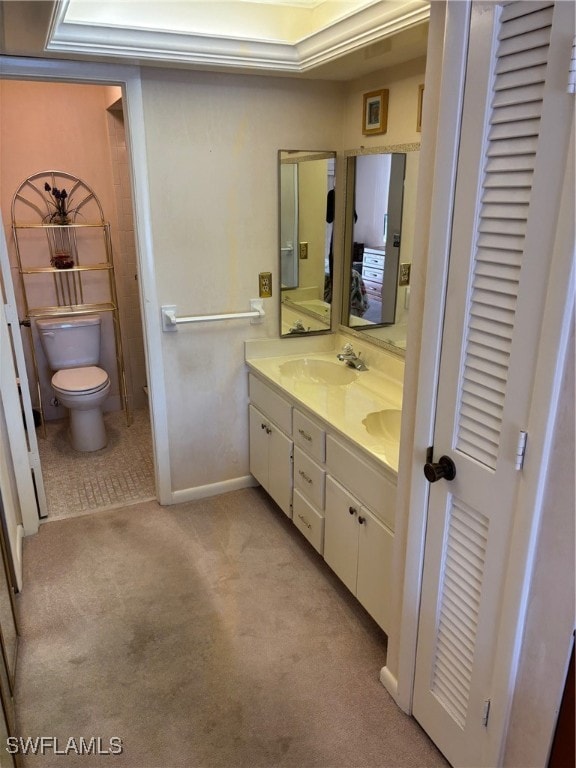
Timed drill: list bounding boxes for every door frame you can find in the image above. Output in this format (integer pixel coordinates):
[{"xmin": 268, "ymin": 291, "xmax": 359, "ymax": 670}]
[
  {"xmin": 386, "ymin": 1, "xmax": 575, "ymax": 764},
  {"xmin": 381, "ymin": 0, "xmax": 471, "ymax": 704},
  {"xmin": 0, "ymin": 56, "xmax": 172, "ymax": 506}
]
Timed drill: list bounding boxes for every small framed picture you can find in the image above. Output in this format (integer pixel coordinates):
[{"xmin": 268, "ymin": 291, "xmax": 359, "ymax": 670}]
[
  {"xmin": 416, "ymin": 84, "xmax": 425, "ymax": 132},
  {"xmin": 362, "ymin": 89, "xmax": 389, "ymax": 135}
]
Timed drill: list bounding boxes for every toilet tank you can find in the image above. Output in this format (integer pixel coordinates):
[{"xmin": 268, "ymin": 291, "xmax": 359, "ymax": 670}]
[{"xmin": 36, "ymin": 315, "xmax": 102, "ymax": 370}]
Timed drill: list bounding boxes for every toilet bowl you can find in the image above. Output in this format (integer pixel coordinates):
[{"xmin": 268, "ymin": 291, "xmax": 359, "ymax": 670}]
[
  {"xmin": 52, "ymin": 366, "xmax": 111, "ymax": 452},
  {"xmin": 36, "ymin": 315, "xmax": 111, "ymax": 452}
]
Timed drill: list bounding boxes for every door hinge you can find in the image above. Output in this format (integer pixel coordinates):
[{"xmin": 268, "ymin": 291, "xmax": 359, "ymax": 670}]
[
  {"xmin": 482, "ymin": 698, "xmax": 491, "ymax": 728},
  {"xmin": 515, "ymin": 430, "xmax": 527, "ymax": 470}
]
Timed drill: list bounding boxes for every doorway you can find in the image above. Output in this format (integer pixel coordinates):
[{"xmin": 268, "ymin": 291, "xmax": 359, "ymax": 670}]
[{"xmin": 0, "ymin": 78, "xmax": 156, "ymax": 521}]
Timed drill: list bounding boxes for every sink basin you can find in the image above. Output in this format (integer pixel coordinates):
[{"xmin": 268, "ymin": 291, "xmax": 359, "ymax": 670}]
[
  {"xmin": 362, "ymin": 409, "xmax": 402, "ymax": 441},
  {"xmin": 279, "ymin": 358, "xmax": 358, "ymax": 385}
]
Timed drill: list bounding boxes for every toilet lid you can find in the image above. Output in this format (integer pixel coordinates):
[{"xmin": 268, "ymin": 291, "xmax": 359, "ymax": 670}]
[{"xmin": 52, "ymin": 366, "xmax": 109, "ymax": 393}]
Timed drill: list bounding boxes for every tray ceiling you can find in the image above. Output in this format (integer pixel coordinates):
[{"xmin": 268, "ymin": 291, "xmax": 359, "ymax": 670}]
[{"xmin": 0, "ymin": 0, "xmax": 429, "ymax": 79}]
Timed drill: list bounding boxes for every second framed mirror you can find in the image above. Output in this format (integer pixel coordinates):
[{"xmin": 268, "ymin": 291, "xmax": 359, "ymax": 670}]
[
  {"xmin": 279, "ymin": 150, "xmax": 336, "ymax": 337},
  {"xmin": 342, "ymin": 143, "xmax": 420, "ymax": 355}
]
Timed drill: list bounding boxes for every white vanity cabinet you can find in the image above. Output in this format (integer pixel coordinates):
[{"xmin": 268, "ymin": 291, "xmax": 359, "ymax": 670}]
[
  {"xmin": 324, "ymin": 476, "xmax": 393, "ymax": 634},
  {"xmin": 248, "ymin": 375, "xmax": 293, "ymax": 518},
  {"xmin": 292, "ymin": 409, "xmax": 326, "ymax": 554},
  {"xmin": 247, "ymin": 369, "xmax": 397, "ymax": 634},
  {"xmin": 324, "ymin": 435, "xmax": 396, "ymax": 634}
]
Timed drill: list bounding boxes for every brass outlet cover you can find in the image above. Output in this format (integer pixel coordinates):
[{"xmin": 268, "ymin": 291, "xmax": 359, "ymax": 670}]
[
  {"xmin": 259, "ymin": 272, "xmax": 272, "ymax": 298},
  {"xmin": 399, "ymin": 263, "xmax": 411, "ymax": 287}
]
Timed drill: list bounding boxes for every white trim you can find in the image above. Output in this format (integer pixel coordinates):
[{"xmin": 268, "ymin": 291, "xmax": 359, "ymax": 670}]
[
  {"xmin": 171, "ymin": 475, "xmax": 258, "ymax": 505},
  {"xmin": 490, "ymin": 98, "xmax": 575, "ymax": 767},
  {"xmin": 379, "ymin": 665, "xmax": 398, "ymax": 699},
  {"xmin": 15, "ymin": 525, "xmax": 24, "ymax": 592},
  {"xmin": 389, "ymin": 0, "xmax": 471, "ymax": 714},
  {"xmin": 0, "ymin": 56, "xmax": 170, "ymax": 505},
  {"xmin": 46, "ymin": 0, "xmax": 430, "ymax": 74}
]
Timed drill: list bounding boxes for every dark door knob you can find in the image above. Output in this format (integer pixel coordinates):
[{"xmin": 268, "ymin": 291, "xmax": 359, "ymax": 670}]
[{"xmin": 424, "ymin": 455, "xmax": 456, "ymax": 483}]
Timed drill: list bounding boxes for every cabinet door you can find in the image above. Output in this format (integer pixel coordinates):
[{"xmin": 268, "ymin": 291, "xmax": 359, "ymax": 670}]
[
  {"xmin": 324, "ymin": 476, "xmax": 359, "ymax": 594},
  {"xmin": 249, "ymin": 405, "xmax": 269, "ymax": 489},
  {"xmin": 356, "ymin": 508, "xmax": 393, "ymax": 633},
  {"xmin": 267, "ymin": 423, "xmax": 293, "ymax": 518}
]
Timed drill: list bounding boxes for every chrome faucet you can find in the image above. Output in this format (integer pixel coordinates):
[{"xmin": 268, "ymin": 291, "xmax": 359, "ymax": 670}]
[
  {"xmin": 288, "ymin": 319, "xmax": 310, "ymax": 334},
  {"xmin": 337, "ymin": 343, "xmax": 368, "ymax": 370}
]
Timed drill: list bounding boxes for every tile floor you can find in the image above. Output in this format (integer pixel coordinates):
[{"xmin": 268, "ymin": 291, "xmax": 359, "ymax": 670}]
[{"xmin": 36, "ymin": 407, "xmax": 155, "ymax": 520}]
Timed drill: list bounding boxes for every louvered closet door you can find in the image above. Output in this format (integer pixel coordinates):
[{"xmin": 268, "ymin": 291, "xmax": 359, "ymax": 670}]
[{"xmin": 413, "ymin": 3, "xmax": 572, "ymax": 767}]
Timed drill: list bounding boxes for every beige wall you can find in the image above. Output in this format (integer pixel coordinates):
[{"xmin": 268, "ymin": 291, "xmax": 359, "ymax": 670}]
[
  {"xmin": 0, "ymin": 60, "xmax": 424, "ymax": 495},
  {"xmin": 0, "ymin": 80, "xmax": 145, "ymax": 417},
  {"xmin": 343, "ymin": 57, "xmax": 426, "ymax": 148},
  {"xmin": 140, "ymin": 69, "xmax": 345, "ymax": 492},
  {"xmin": 139, "ymin": 63, "xmax": 425, "ymax": 494}
]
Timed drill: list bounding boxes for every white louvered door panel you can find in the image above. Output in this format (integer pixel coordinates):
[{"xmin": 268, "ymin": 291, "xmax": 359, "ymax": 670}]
[{"xmin": 413, "ymin": 2, "xmax": 573, "ymax": 767}]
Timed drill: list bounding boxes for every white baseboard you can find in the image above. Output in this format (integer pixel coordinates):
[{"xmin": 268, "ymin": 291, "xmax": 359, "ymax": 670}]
[
  {"xmin": 171, "ymin": 475, "xmax": 258, "ymax": 505},
  {"xmin": 380, "ymin": 665, "xmax": 400, "ymax": 705}
]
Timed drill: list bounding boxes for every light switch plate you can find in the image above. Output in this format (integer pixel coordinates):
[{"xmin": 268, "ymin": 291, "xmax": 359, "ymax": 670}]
[{"xmin": 299, "ymin": 242, "xmax": 308, "ymax": 259}]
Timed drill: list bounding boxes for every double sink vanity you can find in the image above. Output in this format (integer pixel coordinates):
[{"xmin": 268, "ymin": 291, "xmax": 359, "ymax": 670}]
[
  {"xmin": 247, "ymin": 141, "xmax": 416, "ymax": 634},
  {"xmin": 245, "ymin": 337, "xmax": 403, "ymax": 635}
]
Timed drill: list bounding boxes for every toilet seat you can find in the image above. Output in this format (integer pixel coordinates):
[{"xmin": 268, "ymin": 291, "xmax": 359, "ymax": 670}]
[{"xmin": 52, "ymin": 366, "xmax": 109, "ymax": 395}]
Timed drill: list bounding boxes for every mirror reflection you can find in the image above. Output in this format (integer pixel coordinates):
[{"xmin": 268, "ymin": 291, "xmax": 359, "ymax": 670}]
[
  {"xmin": 279, "ymin": 150, "xmax": 336, "ymax": 336},
  {"xmin": 342, "ymin": 144, "xmax": 420, "ymax": 353}
]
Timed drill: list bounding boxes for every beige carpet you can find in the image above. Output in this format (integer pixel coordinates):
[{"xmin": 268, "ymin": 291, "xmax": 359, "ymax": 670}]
[
  {"xmin": 14, "ymin": 489, "xmax": 448, "ymax": 768},
  {"xmin": 37, "ymin": 408, "xmax": 155, "ymax": 520}
]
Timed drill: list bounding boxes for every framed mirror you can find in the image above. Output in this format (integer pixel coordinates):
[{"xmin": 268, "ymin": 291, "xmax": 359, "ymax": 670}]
[
  {"xmin": 279, "ymin": 150, "xmax": 336, "ymax": 336},
  {"xmin": 341, "ymin": 143, "xmax": 420, "ymax": 355}
]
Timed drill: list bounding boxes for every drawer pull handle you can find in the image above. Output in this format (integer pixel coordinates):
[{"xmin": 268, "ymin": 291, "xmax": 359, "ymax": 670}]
[
  {"xmin": 349, "ymin": 506, "xmax": 357, "ymax": 516},
  {"xmin": 298, "ymin": 470, "xmax": 312, "ymax": 484},
  {"xmin": 297, "ymin": 513, "xmax": 312, "ymax": 530},
  {"xmin": 298, "ymin": 429, "xmax": 312, "ymax": 442},
  {"xmin": 358, "ymin": 516, "xmax": 366, "ymax": 525}
]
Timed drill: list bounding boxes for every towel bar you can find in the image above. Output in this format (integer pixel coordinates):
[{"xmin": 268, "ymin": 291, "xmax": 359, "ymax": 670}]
[{"xmin": 161, "ymin": 300, "xmax": 264, "ymax": 331}]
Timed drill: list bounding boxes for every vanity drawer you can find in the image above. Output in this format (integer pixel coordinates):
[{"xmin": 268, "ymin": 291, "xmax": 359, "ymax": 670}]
[
  {"xmin": 249, "ymin": 374, "xmax": 292, "ymax": 434},
  {"xmin": 326, "ymin": 435, "xmax": 396, "ymax": 530},
  {"xmin": 363, "ymin": 252, "xmax": 385, "ymax": 269},
  {"xmin": 362, "ymin": 266, "xmax": 384, "ymax": 283},
  {"xmin": 293, "ymin": 409, "xmax": 326, "ymax": 463},
  {"xmin": 294, "ymin": 447, "xmax": 325, "ymax": 510},
  {"xmin": 363, "ymin": 278, "xmax": 383, "ymax": 297},
  {"xmin": 293, "ymin": 490, "xmax": 325, "ymax": 555}
]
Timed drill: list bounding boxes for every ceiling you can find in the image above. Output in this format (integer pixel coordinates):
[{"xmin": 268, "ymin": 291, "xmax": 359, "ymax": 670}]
[{"xmin": 0, "ymin": 0, "xmax": 429, "ymax": 80}]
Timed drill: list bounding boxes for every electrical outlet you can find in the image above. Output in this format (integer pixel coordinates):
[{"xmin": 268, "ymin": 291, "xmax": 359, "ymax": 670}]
[
  {"xmin": 299, "ymin": 242, "xmax": 308, "ymax": 259},
  {"xmin": 258, "ymin": 272, "xmax": 272, "ymax": 298},
  {"xmin": 399, "ymin": 262, "xmax": 411, "ymax": 287}
]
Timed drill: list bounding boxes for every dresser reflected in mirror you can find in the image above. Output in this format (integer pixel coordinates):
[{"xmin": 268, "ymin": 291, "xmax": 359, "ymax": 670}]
[
  {"xmin": 279, "ymin": 150, "xmax": 336, "ymax": 337},
  {"xmin": 342, "ymin": 144, "xmax": 420, "ymax": 354}
]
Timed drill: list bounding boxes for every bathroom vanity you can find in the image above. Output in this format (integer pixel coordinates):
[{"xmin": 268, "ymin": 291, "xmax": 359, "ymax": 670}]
[{"xmin": 245, "ymin": 344, "xmax": 402, "ymax": 635}]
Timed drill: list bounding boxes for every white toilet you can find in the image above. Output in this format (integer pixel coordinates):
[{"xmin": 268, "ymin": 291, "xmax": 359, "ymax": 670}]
[{"xmin": 36, "ymin": 315, "xmax": 111, "ymax": 452}]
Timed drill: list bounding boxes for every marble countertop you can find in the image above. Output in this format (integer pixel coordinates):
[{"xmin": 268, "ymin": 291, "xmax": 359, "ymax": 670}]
[{"xmin": 246, "ymin": 351, "xmax": 402, "ymax": 473}]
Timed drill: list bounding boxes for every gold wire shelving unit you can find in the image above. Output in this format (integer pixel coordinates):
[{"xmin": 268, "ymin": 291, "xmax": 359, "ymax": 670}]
[{"xmin": 11, "ymin": 171, "xmax": 131, "ymax": 435}]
